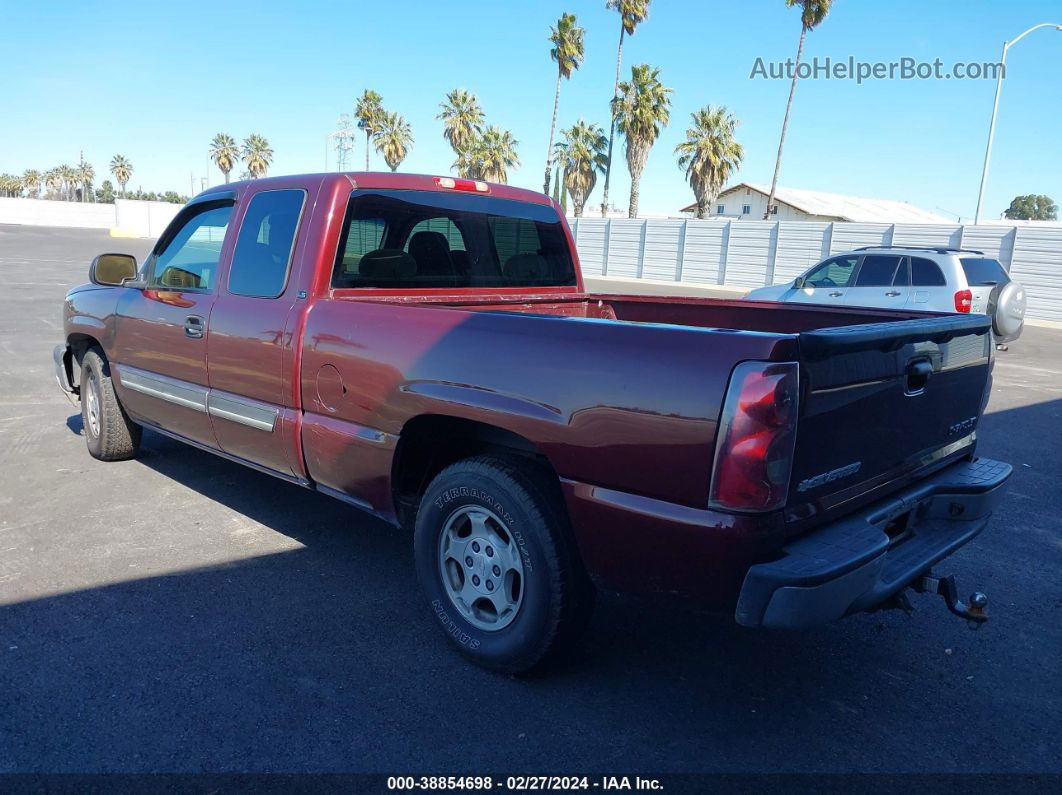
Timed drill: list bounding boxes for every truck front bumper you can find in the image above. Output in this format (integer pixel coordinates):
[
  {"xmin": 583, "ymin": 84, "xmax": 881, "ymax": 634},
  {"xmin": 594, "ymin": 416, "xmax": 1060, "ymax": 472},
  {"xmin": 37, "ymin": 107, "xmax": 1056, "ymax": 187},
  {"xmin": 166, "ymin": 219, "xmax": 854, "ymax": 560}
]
[
  {"xmin": 735, "ymin": 457, "xmax": 1011, "ymax": 629},
  {"xmin": 53, "ymin": 343, "xmax": 75, "ymax": 393}
]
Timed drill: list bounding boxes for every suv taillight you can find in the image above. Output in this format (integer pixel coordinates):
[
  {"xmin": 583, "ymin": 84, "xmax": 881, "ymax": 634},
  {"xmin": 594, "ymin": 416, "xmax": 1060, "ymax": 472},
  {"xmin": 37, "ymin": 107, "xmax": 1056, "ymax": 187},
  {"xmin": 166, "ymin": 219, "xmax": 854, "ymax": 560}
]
[
  {"xmin": 954, "ymin": 289, "xmax": 973, "ymax": 313},
  {"xmin": 708, "ymin": 361, "xmax": 799, "ymax": 512}
]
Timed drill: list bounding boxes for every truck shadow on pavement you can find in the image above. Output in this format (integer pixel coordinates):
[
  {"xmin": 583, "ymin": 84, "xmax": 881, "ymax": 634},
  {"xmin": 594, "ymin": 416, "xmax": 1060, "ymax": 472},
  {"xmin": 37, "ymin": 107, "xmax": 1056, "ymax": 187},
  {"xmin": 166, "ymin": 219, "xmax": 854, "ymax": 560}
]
[{"xmin": 4, "ymin": 402, "xmax": 1057, "ymax": 772}]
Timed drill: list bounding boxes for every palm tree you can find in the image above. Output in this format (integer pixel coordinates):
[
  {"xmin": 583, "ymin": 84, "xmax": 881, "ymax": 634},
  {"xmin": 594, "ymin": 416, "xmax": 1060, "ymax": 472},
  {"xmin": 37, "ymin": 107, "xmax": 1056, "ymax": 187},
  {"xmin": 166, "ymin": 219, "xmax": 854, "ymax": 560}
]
[
  {"xmin": 0, "ymin": 174, "xmax": 22, "ymax": 197},
  {"xmin": 373, "ymin": 112, "xmax": 414, "ymax": 172},
  {"xmin": 45, "ymin": 168, "xmax": 63, "ymax": 200},
  {"xmin": 613, "ymin": 63, "xmax": 671, "ymax": 218},
  {"xmin": 675, "ymin": 106, "xmax": 744, "ymax": 220},
  {"xmin": 110, "ymin": 155, "xmax": 133, "ymax": 198},
  {"xmin": 354, "ymin": 89, "xmax": 384, "ymax": 170},
  {"xmin": 553, "ymin": 120, "xmax": 607, "ymax": 217},
  {"xmin": 78, "ymin": 162, "xmax": 95, "ymax": 202},
  {"xmin": 59, "ymin": 165, "xmax": 78, "ymax": 201},
  {"xmin": 438, "ymin": 89, "xmax": 484, "ymax": 156},
  {"xmin": 543, "ymin": 12, "xmax": 585, "ymax": 195},
  {"xmin": 476, "ymin": 126, "xmax": 520, "ymax": 184},
  {"xmin": 22, "ymin": 169, "xmax": 41, "ymax": 199},
  {"xmin": 764, "ymin": 0, "xmax": 832, "ymax": 219},
  {"xmin": 452, "ymin": 146, "xmax": 482, "ymax": 180},
  {"xmin": 601, "ymin": 0, "xmax": 650, "ymax": 216},
  {"xmin": 242, "ymin": 134, "xmax": 273, "ymax": 178},
  {"xmin": 210, "ymin": 133, "xmax": 239, "ymax": 183}
]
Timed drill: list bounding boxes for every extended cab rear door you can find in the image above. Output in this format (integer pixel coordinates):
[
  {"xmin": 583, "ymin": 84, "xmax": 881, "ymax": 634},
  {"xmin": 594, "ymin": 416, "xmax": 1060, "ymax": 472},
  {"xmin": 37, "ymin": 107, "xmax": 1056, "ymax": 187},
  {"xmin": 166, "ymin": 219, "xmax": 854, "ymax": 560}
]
[{"xmin": 205, "ymin": 181, "xmax": 320, "ymax": 479}]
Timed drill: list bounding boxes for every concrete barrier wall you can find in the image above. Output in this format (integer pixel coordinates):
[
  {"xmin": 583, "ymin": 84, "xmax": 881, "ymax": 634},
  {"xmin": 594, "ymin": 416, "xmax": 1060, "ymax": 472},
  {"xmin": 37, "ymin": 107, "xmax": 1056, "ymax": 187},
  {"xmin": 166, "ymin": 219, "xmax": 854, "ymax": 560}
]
[
  {"xmin": 0, "ymin": 197, "xmax": 182, "ymax": 239},
  {"xmin": 571, "ymin": 218, "xmax": 1062, "ymax": 324},
  {"xmin": 0, "ymin": 197, "xmax": 115, "ymax": 229}
]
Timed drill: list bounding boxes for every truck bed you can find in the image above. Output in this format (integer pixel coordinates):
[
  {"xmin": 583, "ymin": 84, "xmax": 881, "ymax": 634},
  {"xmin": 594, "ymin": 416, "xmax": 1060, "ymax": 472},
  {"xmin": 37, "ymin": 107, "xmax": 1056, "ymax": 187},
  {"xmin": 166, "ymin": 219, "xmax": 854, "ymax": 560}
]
[{"xmin": 336, "ymin": 291, "xmax": 940, "ymax": 333}]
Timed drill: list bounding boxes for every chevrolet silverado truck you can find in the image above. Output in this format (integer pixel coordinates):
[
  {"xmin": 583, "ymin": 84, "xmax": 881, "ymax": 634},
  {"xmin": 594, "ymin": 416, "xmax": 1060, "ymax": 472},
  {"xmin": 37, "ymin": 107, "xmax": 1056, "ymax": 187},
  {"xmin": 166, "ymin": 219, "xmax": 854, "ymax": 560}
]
[{"xmin": 54, "ymin": 173, "xmax": 1011, "ymax": 672}]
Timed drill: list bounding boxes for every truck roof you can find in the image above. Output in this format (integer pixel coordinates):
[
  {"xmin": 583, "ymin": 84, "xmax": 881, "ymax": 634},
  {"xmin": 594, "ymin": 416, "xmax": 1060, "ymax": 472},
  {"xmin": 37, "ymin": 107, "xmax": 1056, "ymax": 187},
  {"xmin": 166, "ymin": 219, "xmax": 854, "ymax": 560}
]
[{"xmin": 200, "ymin": 172, "xmax": 556, "ymax": 207}]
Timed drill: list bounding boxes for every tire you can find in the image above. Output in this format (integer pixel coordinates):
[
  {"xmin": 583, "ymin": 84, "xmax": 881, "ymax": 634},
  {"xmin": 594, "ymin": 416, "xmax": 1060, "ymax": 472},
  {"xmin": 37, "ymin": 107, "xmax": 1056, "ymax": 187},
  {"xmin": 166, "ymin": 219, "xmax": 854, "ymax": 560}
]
[
  {"xmin": 989, "ymin": 281, "xmax": 1025, "ymax": 343},
  {"xmin": 80, "ymin": 347, "xmax": 142, "ymax": 461},
  {"xmin": 414, "ymin": 455, "xmax": 594, "ymax": 673}
]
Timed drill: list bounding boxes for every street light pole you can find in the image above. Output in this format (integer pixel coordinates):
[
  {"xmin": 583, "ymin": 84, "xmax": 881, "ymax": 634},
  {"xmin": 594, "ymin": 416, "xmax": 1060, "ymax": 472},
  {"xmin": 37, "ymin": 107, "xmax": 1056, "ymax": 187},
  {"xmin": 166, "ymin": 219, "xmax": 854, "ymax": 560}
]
[{"xmin": 974, "ymin": 22, "xmax": 1061, "ymax": 225}]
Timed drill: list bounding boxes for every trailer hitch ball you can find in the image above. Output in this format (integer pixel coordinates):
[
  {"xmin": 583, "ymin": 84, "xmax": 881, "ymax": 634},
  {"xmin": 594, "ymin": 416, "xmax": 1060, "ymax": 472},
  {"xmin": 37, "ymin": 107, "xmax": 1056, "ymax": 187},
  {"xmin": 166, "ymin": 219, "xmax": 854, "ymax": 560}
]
[{"xmin": 916, "ymin": 575, "xmax": 989, "ymax": 629}]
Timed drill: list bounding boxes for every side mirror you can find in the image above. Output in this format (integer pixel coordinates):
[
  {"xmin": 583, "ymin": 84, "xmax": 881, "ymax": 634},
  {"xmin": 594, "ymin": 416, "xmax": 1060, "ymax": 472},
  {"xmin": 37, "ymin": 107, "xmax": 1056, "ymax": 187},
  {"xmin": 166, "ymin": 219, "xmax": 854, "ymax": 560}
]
[
  {"xmin": 90, "ymin": 253, "xmax": 138, "ymax": 286},
  {"xmin": 793, "ymin": 276, "xmax": 806, "ymax": 289}
]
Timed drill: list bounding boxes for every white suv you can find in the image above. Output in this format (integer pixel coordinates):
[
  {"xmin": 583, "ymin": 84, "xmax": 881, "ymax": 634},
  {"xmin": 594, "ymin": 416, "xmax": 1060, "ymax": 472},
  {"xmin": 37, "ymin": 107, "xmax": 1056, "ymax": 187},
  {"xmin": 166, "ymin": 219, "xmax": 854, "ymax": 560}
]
[{"xmin": 744, "ymin": 246, "xmax": 1026, "ymax": 343}]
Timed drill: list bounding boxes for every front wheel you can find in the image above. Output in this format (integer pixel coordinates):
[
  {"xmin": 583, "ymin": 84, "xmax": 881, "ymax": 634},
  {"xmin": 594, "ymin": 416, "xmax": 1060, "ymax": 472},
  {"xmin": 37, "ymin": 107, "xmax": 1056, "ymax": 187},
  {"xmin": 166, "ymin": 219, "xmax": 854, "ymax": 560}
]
[
  {"xmin": 414, "ymin": 456, "xmax": 594, "ymax": 673},
  {"xmin": 80, "ymin": 348, "xmax": 142, "ymax": 461}
]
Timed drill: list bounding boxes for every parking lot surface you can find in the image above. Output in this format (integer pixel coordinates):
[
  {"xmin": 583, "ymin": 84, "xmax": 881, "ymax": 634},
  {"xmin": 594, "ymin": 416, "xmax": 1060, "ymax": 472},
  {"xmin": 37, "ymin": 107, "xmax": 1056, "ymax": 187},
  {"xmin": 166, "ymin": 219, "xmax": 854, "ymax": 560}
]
[{"xmin": 1, "ymin": 224, "xmax": 1059, "ymax": 774}]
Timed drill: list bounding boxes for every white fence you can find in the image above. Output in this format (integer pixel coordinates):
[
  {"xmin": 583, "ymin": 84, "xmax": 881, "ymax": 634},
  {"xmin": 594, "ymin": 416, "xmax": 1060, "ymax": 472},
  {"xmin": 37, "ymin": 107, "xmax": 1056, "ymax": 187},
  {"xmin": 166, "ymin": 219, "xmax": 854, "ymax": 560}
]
[
  {"xmin": 0, "ymin": 197, "xmax": 181, "ymax": 239},
  {"xmin": 571, "ymin": 218, "xmax": 1062, "ymax": 324}
]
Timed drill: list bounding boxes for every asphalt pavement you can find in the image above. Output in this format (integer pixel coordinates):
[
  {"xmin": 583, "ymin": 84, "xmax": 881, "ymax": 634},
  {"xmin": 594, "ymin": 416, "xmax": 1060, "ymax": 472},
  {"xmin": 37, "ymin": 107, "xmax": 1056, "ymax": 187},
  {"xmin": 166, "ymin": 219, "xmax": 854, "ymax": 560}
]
[{"xmin": 1, "ymin": 224, "xmax": 1059, "ymax": 775}]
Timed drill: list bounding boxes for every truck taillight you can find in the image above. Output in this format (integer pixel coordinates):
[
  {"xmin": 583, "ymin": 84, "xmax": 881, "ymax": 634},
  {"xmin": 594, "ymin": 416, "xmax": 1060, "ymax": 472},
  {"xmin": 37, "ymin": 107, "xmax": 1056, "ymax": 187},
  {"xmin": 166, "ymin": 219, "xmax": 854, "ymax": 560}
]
[
  {"xmin": 954, "ymin": 289, "xmax": 973, "ymax": 313},
  {"xmin": 708, "ymin": 361, "xmax": 799, "ymax": 513},
  {"xmin": 434, "ymin": 176, "xmax": 489, "ymax": 193}
]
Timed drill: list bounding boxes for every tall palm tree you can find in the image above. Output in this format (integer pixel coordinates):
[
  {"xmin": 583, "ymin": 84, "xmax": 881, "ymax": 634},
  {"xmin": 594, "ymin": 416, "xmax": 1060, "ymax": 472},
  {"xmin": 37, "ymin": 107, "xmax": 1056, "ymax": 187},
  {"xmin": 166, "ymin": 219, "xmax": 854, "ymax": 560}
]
[
  {"xmin": 109, "ymin": 155, "xmax": 133, "ymax": 198},
  {"xmin": 45, "ymin": 168, "xmax": 63, "ymax": 200},
  {"xmin": 601, "ymin": 0, "xmax": 650, "ymax": 216},
  {"xmin": 23, "ymin": 169, "xmax": 41, "ymax": 199},
  {"xmin": 373, "ymin": 112, "xmax": 414, "ymax": 172},
  {"xmin": 452, "ymin": 146, "xmax": 482, "ymax": 180},
  {"xmin": 764, "ymin": 0, "xmax": 832, "ymax": 219},
  {"xmin": 438, "ymin": 89, "xmax": 484, "ymax": 156},
  {"xmin": 78, "ymin": 162, "xmax": 95, "ymax": 202},
  {"xmin": 675, "ymin": 106, "xmax": 744, "ymax": 220},
  {"xmin": 476, "ymin": 126, "xmax": 521, "ymax": 184},
  {"xmin": 354, "ymin": 89, "xmax": 384, "ymax": 170},
  {"xmin": 613, "ymin": 63, "xmax": 671, "ymax": 218},
  {"xmin": 543, "ymin": 12, "xmax": 585, "ymax": 195},
  {"xmin": 242, "ymin": 134, "xmax": 273, "ymax": 178},
  {"xmin": 210, "ymin": 133, "xmax": 239, "ymax": 183},
  {"xmin": 59, "ymin": 165, "xmax": 78, "ymax": 201},
  {"xmin": 553, "ymin": 120, "xmax": 607, "ymax": 217}
]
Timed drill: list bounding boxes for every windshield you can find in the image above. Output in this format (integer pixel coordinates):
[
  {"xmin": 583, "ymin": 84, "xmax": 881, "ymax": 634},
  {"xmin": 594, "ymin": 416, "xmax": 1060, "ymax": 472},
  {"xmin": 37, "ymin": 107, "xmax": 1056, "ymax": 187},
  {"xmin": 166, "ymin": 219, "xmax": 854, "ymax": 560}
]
[
  {"xmin": 959, "ymin": 257, "xmax": 1009, "ymax": 286},
  {"xmin": 332, "ymin": 190, "xmax": 577, "ymax": 290}
]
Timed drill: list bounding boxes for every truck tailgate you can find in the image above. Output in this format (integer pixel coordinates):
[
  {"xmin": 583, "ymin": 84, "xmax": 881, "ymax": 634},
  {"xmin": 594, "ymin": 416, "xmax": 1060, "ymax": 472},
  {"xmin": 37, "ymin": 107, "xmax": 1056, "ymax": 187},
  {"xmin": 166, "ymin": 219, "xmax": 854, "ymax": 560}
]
[{"xmin": 787, "ymin": 314, "xmax": 993, "ymax": 525}]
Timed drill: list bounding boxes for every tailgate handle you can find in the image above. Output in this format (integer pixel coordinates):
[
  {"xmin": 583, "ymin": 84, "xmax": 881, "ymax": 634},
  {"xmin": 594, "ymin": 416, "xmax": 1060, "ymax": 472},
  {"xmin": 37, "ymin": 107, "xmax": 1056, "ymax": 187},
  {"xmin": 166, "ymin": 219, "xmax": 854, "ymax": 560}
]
[{"xmin": 905, "ymin": 358, "xmax": 933, "ymax": 395}]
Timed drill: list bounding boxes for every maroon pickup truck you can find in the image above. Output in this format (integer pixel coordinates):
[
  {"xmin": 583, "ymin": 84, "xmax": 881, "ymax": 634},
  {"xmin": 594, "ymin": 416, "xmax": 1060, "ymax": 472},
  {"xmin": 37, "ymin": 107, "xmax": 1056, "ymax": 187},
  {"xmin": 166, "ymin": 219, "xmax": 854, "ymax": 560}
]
[{"xmin": 55, "ymin": 172, "xmax": 1010, "ymax": 671}]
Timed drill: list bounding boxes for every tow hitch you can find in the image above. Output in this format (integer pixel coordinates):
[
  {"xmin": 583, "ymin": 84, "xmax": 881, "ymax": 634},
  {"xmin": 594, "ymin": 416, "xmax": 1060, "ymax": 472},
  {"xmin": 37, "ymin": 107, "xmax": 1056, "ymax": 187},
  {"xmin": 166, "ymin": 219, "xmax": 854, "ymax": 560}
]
[{"xmin": 914, "ymin": 574, "xmax": 988, "ymax": 629}]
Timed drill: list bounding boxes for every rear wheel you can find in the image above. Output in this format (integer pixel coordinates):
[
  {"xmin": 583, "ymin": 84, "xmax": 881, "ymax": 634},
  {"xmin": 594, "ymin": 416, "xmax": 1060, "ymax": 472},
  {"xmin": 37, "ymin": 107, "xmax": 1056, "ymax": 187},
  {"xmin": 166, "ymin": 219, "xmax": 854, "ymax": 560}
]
[
  {"xmin": 414, "ymin": 456, "xmax": 594, "ymax": 673},
  {"xmin": 80, "ymin": 348, "xmax": 141, "ymax": 461}
]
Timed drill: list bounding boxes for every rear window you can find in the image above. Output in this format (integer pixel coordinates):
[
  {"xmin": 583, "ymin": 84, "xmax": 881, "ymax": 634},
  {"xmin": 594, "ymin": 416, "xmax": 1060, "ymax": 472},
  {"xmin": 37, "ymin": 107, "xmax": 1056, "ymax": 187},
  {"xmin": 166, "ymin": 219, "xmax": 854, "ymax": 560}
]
[
  {"xmin": 960, "ymin": 257, "xmax": 1008, "ymax": 286},
  {"xmin": 332, "ymin": 190, "xmax": 576, "ymax": 289}
]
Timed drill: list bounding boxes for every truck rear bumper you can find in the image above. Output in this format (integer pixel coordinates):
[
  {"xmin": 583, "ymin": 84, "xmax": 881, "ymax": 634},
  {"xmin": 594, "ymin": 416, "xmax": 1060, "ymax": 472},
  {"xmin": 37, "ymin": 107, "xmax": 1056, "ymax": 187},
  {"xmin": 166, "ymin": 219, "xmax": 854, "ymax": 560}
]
[{"xmin": 734, "ymin": 457, "xmax": 1011, "ymax": 629}]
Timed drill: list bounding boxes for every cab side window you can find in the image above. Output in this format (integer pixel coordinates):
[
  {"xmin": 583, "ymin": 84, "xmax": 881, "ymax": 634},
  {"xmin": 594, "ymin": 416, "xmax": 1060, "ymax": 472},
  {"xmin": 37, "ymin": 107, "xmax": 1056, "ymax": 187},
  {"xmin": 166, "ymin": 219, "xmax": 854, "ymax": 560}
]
[
  {"xmin": 228, "ymin": 190, "xmax": 306, "ymax": 298},
  {"xmin": 804, "ymin": 255, "xmax": 859, "ymax": 288},
  {"xmin": 150, "ymin": 204, "xmax": 233, "ymax": 290}
]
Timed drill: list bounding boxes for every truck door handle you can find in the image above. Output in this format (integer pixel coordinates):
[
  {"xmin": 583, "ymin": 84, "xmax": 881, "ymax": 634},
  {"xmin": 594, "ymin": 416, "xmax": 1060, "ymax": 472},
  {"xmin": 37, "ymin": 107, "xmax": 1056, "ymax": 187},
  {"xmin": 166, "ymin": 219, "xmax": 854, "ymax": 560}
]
[
  {"xmin": 829, "ymin": 291, "xmax": 843, "ymax": 297},
  {"xmin": 885, "ymin": 291, "xmax": 902, "ymax": 297},
  {"xmin": 184, "ymin": 315, "xmax": 205, "ymax": 339}
]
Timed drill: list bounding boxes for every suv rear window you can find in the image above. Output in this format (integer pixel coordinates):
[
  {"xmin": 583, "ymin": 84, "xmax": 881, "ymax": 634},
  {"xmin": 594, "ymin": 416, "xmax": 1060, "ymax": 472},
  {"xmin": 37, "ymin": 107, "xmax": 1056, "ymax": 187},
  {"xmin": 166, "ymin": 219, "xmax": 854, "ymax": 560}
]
[
  {"xmin": 960, "ymin": 257, "xmax": 1009, "ymax": 286},
  {"xmin": 332, "ymin": 190, "xmax": 576, "ymax": 289}
]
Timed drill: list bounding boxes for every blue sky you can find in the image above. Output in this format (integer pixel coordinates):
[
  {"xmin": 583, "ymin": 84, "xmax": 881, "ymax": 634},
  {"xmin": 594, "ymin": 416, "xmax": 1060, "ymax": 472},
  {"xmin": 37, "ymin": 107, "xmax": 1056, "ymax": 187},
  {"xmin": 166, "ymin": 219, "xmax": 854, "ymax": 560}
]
[{"xmin": 3, "ymin": 0, "xmax": 1060, "ymax": 220}]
